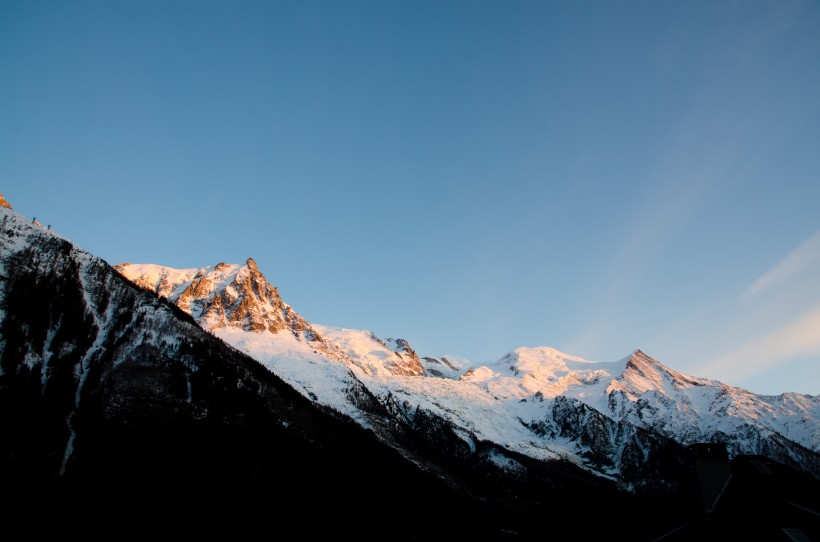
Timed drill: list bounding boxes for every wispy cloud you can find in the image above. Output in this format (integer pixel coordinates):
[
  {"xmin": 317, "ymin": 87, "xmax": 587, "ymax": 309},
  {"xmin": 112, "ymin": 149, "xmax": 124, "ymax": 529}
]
[
  {"xmin": 698, "ymin": 303, "xmax": 820, "ymax": 385},
  {"xmin": 743, "ymin": 230, "xmax": 820, "ymax": 300},
  {"xmin": 565, "ymin": 109, "xmax": 745, "ymax": 357},
  {"xmin": 566, "ymin": 5, "xmax": 815, "ymax": 361}
]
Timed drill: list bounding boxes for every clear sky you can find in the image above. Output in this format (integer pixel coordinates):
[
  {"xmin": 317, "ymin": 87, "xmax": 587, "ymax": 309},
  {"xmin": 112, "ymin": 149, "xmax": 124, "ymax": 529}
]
[{"xmin": 2, "ymin": 0, "xmax": 818, "ymax": 395}]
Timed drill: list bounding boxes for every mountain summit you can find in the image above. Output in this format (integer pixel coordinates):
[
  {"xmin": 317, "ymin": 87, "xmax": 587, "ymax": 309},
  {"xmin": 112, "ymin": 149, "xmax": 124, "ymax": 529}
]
[
  {"xmin": 115, "ymin": 259, "xmax": 316, "ymax": 337},
  {"xmin": 114, "ymin": 260, "xmax": 383, "ymax": 421},
  {"xmin": 114, "ymin": 261, "xmax": 427, "ymax": 377}
]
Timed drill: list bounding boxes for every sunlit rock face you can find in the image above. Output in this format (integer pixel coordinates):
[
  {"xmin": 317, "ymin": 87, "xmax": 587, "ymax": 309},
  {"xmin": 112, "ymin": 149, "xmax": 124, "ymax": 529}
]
[{"xmin": 115, "ymin": 258, "xmax": 334, "ymax": 351}]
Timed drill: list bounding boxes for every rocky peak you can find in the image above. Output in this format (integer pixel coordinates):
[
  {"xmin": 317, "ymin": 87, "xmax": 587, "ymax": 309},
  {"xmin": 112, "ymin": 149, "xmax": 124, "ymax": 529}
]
[
  {"xmin": 621, "ymin": 350, "xmax": 664, "ymax": 385},
  {"xmin": 170, "ymin": 259, "xmax": 297, "ymax": 336},
  {"xmin": 420, "ymin": 356, "xmax": 465, "ymax": 379},
  {"xmin": 617, "ymin": 349, "xmax": 709, "ymax": 398},
  {"xmin": 385, "ymin": 337, "xmax": 415, "ymax": 356},
  {"xmin": 625, "ymin": 349, "xmax": 654, "ymax": 369},
  {"xmin": 382, "ymin": 337, "xmax": 423, "ymax": 376},
  {"xmin": 0, "ymin": 193, "xmax": 12, "ymax": 209},
  {"xmin": 116, "ymin": 260, "xmax": 328, "ymax": 347}
]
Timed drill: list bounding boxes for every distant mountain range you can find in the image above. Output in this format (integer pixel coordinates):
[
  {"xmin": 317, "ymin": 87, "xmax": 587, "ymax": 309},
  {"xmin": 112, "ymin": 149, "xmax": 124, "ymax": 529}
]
[
  {"xmin": 112, "ymin": 257, "xmax": 819, "ymax": 483},
  {"xmin": 1, "ymin": 195, "xmax": 817, "ymax": 538}
]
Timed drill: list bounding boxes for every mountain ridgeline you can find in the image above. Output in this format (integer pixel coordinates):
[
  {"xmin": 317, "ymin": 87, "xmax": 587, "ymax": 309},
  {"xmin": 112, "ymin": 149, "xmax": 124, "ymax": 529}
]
[
  {"xmin": 1, "ymin": 197, "xmax": 818, "ymax": 539},
  {"xmin": 115, "ymin": 256, "xmax": 819, "ymax": 482}
]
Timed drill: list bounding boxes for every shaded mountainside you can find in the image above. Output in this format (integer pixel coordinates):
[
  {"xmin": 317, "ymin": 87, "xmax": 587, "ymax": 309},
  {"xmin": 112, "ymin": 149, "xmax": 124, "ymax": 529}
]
[{"xmin": 0, "ymin": 204, "xmax": 703, "ymax": 539}]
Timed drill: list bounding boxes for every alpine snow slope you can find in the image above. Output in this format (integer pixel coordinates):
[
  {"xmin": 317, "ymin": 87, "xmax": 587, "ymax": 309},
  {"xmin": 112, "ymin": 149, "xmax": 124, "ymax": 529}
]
[{"xmin": 116, "ymin": 258, "xmax": 820, "ymax": 482}]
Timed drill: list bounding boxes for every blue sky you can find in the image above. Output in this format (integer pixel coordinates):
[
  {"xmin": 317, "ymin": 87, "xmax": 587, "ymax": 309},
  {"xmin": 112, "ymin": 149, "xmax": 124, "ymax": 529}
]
[{"xmin": 2, "ymin": 0, "xmax": 818, "ymax": 394}]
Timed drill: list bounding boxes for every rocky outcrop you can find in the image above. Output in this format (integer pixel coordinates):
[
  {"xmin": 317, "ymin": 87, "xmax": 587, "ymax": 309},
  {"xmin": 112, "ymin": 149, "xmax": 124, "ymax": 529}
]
[
  {"xmin": 116, "ymin": 258, "xmax": 338, "ymax": 355},
  {"xmin": 421, "ymin": 355, "xmax": 465, "ymax": 379},
  {"xmin": 380, "ymin": 336, "xmax": 424, "ymax": 376},
  {"xmin": 533, "ymin": 396, "xmax": 693, "ymax": 492}
]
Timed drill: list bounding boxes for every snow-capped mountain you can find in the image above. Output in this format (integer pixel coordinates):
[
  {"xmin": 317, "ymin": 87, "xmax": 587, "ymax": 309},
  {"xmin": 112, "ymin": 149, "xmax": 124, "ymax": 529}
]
[
  {"xmin": 3, "ymin": 199, "xmax": 565, "ymax": 538},
  {"xmin": 116, "ymin": 261, "xmax": 693, "ymax": 485},
  {"xmin": 3, "ymin": 195, "xmax": 819, "ymax": 537},
  {"xmin": 113, "ymin": 260, "xmax": 381, "ymax": 424},
  {"xmin": 606, "ymin": 350, "xmax": 818, "ymax": 460},
  {"xmin": 462, "ymin": 346, "xmax": 817, "ymax": 457},
  {"xmin": 116, "ymin": 260, "xmax": 819, "ymax": 482},
  {"xmin": 413, "ymin": 346, "xmax": 819, "ymax": 477},
  {"xmin": 113, "ymin": 260, "xmax": 322, "ymax": 339}
]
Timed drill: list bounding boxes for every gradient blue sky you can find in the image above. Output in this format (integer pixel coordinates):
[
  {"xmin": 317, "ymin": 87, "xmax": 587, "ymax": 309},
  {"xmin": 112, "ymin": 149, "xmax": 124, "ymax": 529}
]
[{"xmin": 2, "ymin": 0, "xmax": 819, "ymax": 394}]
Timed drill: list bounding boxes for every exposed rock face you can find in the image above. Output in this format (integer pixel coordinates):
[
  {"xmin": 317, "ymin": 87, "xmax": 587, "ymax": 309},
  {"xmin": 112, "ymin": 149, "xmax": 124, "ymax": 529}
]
[
  {"xmin": 532, "ymin": 396, "xmax": 693, "ymax": 491},
  {"xmin": 380, "ymin": 336, "xmax": 424, "ymax": 376},
  {"xmin": 175, "ymin": 257, "xmax": 287, "ymax": 333},
  {"xmin": 115, "ymin": 259, "xmax": 337, "ymax": 354},
  {"xmin": 120, "ymin": 258, "xmax": 430, "ymax": 377},
  {"xmin": 0, "ymin": 193, "xmax": 12, "ymax": 209},
  {"xmin": 421, "ymin": 355, "xmax": 466, "ymax": 378}
]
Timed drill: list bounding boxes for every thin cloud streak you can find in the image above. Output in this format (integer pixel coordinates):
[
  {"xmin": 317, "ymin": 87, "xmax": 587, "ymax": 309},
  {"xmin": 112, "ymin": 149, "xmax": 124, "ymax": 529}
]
[
  {"xmin": 697, "ymin": 304, "xmax": 820, "ymax": 386},
  {"xmin": 743, "ymin": 230, "xmax": 820, "ymax": 300},
  {"xmin": 565, "ymin": 113, "xmax": 748, "ymax": 357},
  {"xmin": 565, "ymin": 9, "xmax": 791, "ymax": 358}
]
